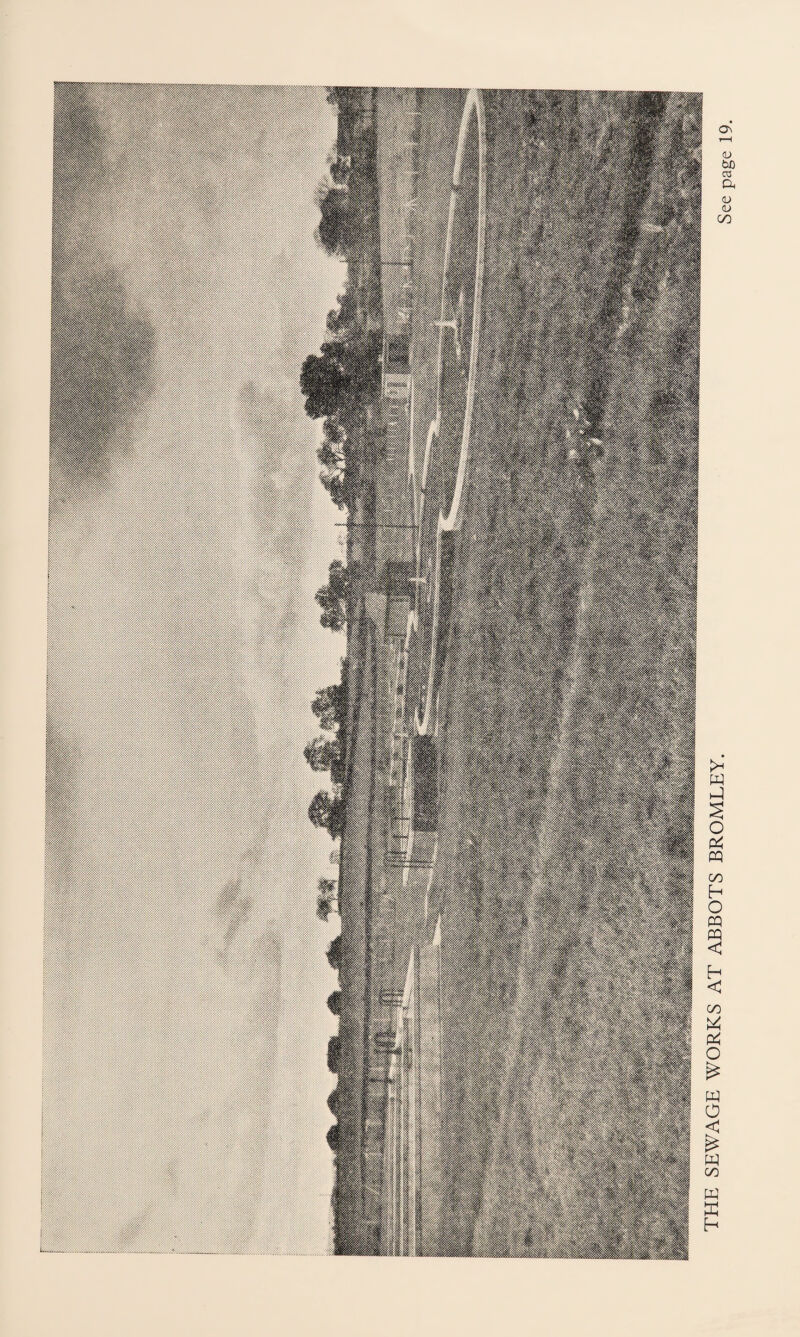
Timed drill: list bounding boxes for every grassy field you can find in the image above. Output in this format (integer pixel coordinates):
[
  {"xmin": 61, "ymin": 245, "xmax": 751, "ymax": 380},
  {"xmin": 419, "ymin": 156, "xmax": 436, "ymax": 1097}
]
[{"xmin": 414, "ymin": 90, "xmax": 702, "ymax": 1257}]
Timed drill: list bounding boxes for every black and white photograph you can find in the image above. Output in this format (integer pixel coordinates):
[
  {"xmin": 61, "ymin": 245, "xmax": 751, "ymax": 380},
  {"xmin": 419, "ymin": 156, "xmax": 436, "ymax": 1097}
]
[{"xmin": 43, "ymin": 82, "xmax": 702, "ymax": 1259}]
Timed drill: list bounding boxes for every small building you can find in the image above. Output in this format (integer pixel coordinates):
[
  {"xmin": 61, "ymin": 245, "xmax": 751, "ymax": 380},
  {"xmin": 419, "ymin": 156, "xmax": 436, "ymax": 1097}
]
[
  {"xmin": 410, "ymin": 735, "xmax": 438, "ymax": 834},
  {"xmin": 382, "ymin": 334, "xmax": 411, "ymax": 401},
  {"xmin": 383, "ymin": 560, "xmax": 414, "ymax": 640}
]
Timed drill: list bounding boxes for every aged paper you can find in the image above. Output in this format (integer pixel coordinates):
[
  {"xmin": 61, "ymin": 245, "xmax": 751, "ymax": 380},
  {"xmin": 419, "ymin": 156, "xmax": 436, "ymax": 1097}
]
[{"xmin": 1, "ymin": 0, "xmax": 799, "ymax": 1332}]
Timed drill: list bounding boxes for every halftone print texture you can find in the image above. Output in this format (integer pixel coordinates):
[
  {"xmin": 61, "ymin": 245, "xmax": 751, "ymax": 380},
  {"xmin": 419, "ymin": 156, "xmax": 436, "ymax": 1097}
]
[{"xmin": 44, "ymin": 85, "xmax": 700, "ymax": 1258}]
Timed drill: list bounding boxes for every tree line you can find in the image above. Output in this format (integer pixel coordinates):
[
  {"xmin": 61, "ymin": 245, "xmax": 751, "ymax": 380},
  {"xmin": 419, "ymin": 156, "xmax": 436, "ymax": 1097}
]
[
  {"xmin": 303, "ymin": 90, "xmax": 380, "ymax": 1198},
  {"xmin": 300, "ymin": 99, "xmax": 381, "ymax": 516},
  {"xmin": 307, "ymin": 661, "xmax": 348, "ymax": 1173},
  {"xmin": 299, "ymin": 306, "xmax": 381, "ymax": 513}
]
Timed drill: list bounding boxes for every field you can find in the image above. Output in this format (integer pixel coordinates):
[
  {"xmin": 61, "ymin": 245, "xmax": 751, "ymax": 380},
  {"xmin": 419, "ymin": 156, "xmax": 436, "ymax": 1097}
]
[{"xmin": 398, "ymin": 89, "xmax": 701, "ymax": 1257}]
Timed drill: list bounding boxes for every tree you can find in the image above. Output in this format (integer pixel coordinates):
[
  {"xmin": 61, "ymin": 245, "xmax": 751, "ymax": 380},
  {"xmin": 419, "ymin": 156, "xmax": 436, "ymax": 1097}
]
[
  {"xmin": 316, "ymin": 877, "xmax": 339, "ymax": 922},
  {"xmin": 315, "ymin": 183, "xmax": 352, "ymax": 258},
  {"xmin": 315, "ymin": 559, "xmax": 349, "ymax": 632},
  {"xmin": 304, "ymin": 735, "xmax": 337, "ymax": 773},
  {"xmin": 300, "ymin": 345, "xmax": 350, "ymax": 420},
  {"xmin": 326, "ymin": 1124, "xmax": 340, "ymax": 1151},
  {"xmin": 325, "ymin": 87, "xmax": 354, "ymax": 111},
  {"xmin": 301, "ymin": 327, "xmax": 381, "ymax": 422},
  {"xmin": 323, "ymin": 416, "xmax": 346, "ymax": 447},
  {"xmin": 327, "ymin": 559, "xmax": 349, "ymax": 601},
  {"xmin": 311, "ymin": 681, "xmax": 347, "ymax": 733},
  {"xmin": 328, "ymin": 153, "xmax": 350, "ymax": 187},
  {"xmin": 316, "ymin": 432, "xmax": 348, "ymax": 512},
  {"xmin": 316, "ymin": 594, "xmax": 345, "ymax": 632},
  {"xmin": 327, "ymin": 990, "xmax": 342, "ymax": 1017},
  {"xmin": 326, "ymin": 935, "xmax": 342, "ymax": 972},
  {"xmin": 316, "ymin": 594, "xmax": 346, "ymax": 635},
  {"xmin": 346, "ymin": 328, "xmax": 383, "ymax": 400},
  {"xmin": 325, "ymin": 289, "xmax": 355, "ymax": 337},
  {"xmin": 308, "ymin": 789, "xmax": 345, "ymax": 839},
  {"xmin": 326, "ymin": 1035, "xmax": 341, "ymax": 1072},
  {"xmin": 319, "ymin": 466, "xmax": 348, "ymax": 510},
  {"xmin": 329, "ymin": 747, "xmax": 346, "ymax": 788},
  {"xmin": 327, "ymin": 1085, "xmax": 340, "ymax": 1114},
  {"xmin": 316, "ymin": 439, "xmax": 344, "ymax": 474}
]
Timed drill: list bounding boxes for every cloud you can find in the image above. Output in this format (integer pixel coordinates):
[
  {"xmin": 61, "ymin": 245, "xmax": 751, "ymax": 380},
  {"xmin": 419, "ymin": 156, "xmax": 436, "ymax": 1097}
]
[
  {"xmin": 236, "ymin": 379, "xmax": 291, "ymax": 453},
  {"xmin": 50, "ymin": 85, "xmax": 157, "ymax": 495},
  {"xmin": 45, "ymin": 715, "xmax": 80, "ymax": 847},
  {"xmin": 214, "ymin": 869, "xmax": 255, "ymax": 970},
  {"xmin": 232, "ymin": 378, "xmax": 317, "ymax": 721},
  {"xmin": 236, "ymin": 380, "xmax": 314, "ymax": 527},
  {"xmin": 163, "ymin": 924, "xmax": 282, "ymax": 1252},
  {"xmin": 52, "ymin": 84, "xmax": 105, "ymax": 216},
  {"xmin": 50, "ymin": 264, "xmax": 157, "ymax": 489},
  {"xmin": 115, "ymin": 1202, "xmax": 155, "ymax": 1250},
  {"xmin": 110, "ymin": 963, "xmax": 282, "ymax": 1248},
  {"xmin": 105, "ymin": 873, "xmax": 283, "ymax": 1251},
  {"xmin": 43, "ymin": 717, "xmax": 83, "ymax": 950}
]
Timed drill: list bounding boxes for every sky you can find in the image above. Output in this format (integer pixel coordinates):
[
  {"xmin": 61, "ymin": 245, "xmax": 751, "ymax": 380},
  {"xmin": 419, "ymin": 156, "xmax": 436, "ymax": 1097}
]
[{"xmin": 42, "ymin": 84, "xmax": 345, "ymax": 1254}]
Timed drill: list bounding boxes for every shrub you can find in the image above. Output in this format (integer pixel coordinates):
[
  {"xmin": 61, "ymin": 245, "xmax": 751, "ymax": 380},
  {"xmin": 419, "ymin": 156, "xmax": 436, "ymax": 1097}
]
[{"xmin": 327, "ymin": 1034, "xmax": 341, "ymax": 1072}]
